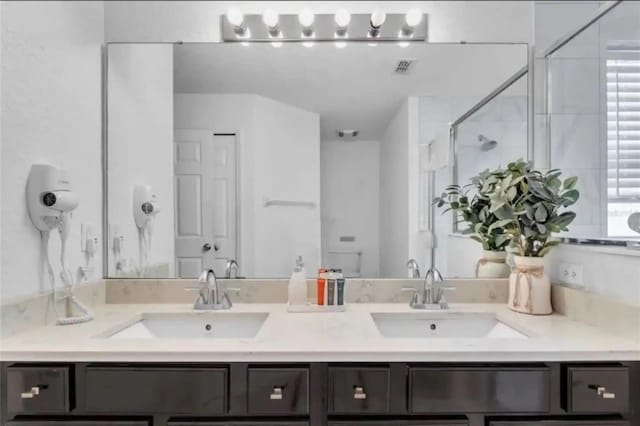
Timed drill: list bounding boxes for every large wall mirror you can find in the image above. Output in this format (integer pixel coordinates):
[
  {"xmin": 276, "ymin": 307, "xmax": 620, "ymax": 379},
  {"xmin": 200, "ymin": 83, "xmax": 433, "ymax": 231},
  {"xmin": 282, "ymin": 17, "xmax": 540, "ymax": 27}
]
[
  {"xmin": 106, "ymin": 42, "xmax": 528, "ymax": 279},
  {"xmin": 546, "ymin": 0, "xmax": 640, "ymax": 245}
]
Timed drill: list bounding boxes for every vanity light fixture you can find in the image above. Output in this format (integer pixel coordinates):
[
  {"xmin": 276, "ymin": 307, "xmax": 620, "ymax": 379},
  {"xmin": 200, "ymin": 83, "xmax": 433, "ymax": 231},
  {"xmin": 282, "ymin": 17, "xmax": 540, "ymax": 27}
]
[
  {"xmin": 226, "ymin": 7, "xmax": 249, "ymax": 38},
  {"xmin": 401, "ymin": 8, "xmax": 423, "ymax": 37},
  {"xmin": 334, "ymin": 9, "xmax": 351, "ymax": 37},
  {"xmin": 298, "ymin": 8, "xmax": 315, "ymax": 38},
  {"xmin": 221, "ymin": 12, "xmax": 426, "ymax": 43},
  {"xmin": 262, "ymin": 9, "xmax": 281, "ymax": 38},
  {"xmin": 368, "ymin": 9, "xmax": 386, "ymax": 38}
]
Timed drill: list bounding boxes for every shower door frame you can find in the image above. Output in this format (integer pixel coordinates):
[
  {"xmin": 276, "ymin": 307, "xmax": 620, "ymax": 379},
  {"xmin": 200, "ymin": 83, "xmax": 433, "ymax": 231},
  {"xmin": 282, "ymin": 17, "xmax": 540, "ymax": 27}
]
[{"xmin": 448, "ymin": 64, "xmax": 530, "ymax": 234}]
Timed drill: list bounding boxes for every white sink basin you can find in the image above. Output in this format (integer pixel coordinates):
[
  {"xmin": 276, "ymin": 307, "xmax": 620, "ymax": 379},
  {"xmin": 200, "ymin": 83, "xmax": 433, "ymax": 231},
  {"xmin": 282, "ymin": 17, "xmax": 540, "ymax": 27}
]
[
  {"xmin": 371, "ymin": 312, "xmax": 529, "ymax": 339},
  {"xmin": 103, "ymin": 312, "xmax": 269, "ymax": 339}
]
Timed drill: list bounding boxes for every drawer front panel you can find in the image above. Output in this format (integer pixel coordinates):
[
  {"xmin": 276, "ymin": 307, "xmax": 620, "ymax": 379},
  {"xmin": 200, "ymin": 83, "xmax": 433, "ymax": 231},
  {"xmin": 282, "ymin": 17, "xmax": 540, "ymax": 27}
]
[
  {"xmin": 329, "ymin": 422, "xmax": 468, "ymax": 426},
  {"xmin": 490, "ymin": 422, "xmax": 630, "ymax": 426},
  {"xmin": 409, "ymin": 367, "xmax": 550, "ymax": 413},
  {"xmin": 170, "ymin": 423, "xmax": 308, "ymax": 426},
  {"xmin": 566, "ymin": 366, "xmax": 629, "ymax": 413},
  {"xmin": 6, "ymin": 366, "xmax": 71, "ymax": 413},
  {"xmin": 7, "ymin": 422, "xmax": 149, "ymax": 426},
  {"xmin": 85, "ymin": 366, "xmax": 227, "ymax": 414},
  {"xmin": 329, "ymin": 367, "xmax": 390, "ymax": 414},
  {"xmin": 247, "ymin": 368, "xmax": 309, "ymax": 415}
]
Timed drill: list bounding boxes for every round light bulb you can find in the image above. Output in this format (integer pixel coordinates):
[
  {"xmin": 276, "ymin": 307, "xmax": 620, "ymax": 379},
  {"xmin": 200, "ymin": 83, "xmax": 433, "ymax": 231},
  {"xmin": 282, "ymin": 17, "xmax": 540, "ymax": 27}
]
[
  {"xmin": 262, "ymin": 9, "xmax": 279, "ymax": 28},
  {"xmin": 303, "ymin": 41, "xmax": 315, "ymax": 48},
  {"xmin": 335, "ymin": 41, "xmax": 347, "ymax": 49},
  {"xmin": 298, "ymin": 9, "xmax": 315, "ymax": 27},
  {"xmin": 370, "ymin": 9, "xmax": 386, "ymax": 28},
  {"xmin": 405, "ymin": 8, "xmax": 422, "ymax": 27},
  {"xmin": 334, "ymin": 9, "xmax": 351, "ymax": 27},
  {"xmin": 226, "ymin": 7, "xmax": 244, "ymax": 27},
  {"xmin": 271, "ymin": 41, "xmax": 283, "ymax": 48}
]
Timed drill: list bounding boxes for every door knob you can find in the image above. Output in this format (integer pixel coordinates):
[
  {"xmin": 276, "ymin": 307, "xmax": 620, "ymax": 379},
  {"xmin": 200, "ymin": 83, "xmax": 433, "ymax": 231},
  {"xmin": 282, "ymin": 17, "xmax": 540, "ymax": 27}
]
[{"xmin": 203, "ymin": 243, "xmax": 212, "ymax": 252}]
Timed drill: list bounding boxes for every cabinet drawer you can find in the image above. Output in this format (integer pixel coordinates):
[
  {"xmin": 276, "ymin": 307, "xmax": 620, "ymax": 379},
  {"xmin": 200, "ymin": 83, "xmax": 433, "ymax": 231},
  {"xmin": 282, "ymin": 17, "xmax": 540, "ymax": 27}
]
[
  {"xmin": 247, "ymin": 367, "xmax": 309, "ymax": 415},
  {"xmin": 490, "ymin": 422, "xmax": 629, "ymax": 426},
  {"xmin": 565, "ymin": 366, "xmax": 629, "ymax": 413},
  {"xmin": 170, "ymin": 423, "xmax": 308, "ymax": 426},
  {"xmin": 329, "ymin": 367, "xmax": 390, "ymax": 414},
  {"xmin": 7, "ymin": 422, "xmax": 149, "ymax": 426},
  {"xmin": 85, "ymin": 366, "xmax": 227, "ymax": 414},
  {"xmin": 6, "ymin": 366, "xmax": 71, "ymax": 413},
  {"xmin": 409, "ymin": 367, "xmax": 550, "ymax": 413}
]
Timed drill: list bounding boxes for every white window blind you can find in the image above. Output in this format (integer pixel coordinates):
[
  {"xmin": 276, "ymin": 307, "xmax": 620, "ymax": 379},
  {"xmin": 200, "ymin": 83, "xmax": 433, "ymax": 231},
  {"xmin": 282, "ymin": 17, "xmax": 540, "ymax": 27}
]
[{"xmin": 607, "ymin": 57, "xmax": 640, "ymax": 201}]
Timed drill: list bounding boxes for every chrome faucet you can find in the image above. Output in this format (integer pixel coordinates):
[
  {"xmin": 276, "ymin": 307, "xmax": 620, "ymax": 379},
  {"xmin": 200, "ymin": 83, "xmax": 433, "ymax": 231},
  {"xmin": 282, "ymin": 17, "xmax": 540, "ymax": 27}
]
[
  {"xmin": 225, "ymin": 259, "xmax": 239, "ymax": 278},
  {"xmin": 404, "ymin": 267, "xmax": 454, "ymax": 310},
  {"xmin": 190, "ymin": 269, "xmax": 233, "ymax": 310},
  {"xmin": 406, "ymin": 259, "xmax": 420, "ymax": 278}
]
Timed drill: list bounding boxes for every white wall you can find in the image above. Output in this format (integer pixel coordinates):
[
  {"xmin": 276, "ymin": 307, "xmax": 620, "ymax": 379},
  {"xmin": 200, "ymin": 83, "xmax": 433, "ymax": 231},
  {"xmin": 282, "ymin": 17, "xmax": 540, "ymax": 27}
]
[
  {"xmin": 104, "ymin": 1, "xmax": 533, "ymax": 44},
  {"xmin": 321, "ymin": 140, "xmax": 380, "ymax": 277},
  {"xmin": 379, "ymin": 99, "xmax": 422, "ymax": 277},
  {"xmin": 107, "ymin": 44, "xmax": 174, "ymax": 277},
  {"xmin": 1, "ymin": 1, "xmax": 104, "ymax": 300},
  {"xmin": 174, "ymin": 93, "xmax": 321, "ymax": 277}
]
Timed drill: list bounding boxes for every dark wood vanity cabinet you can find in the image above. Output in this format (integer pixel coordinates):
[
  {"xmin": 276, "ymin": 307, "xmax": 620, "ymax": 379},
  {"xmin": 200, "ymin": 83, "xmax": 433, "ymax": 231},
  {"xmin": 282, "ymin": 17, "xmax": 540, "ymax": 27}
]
[{"xmin": 2, "ymin": 362, "xmax": 638, "ymax": 426}]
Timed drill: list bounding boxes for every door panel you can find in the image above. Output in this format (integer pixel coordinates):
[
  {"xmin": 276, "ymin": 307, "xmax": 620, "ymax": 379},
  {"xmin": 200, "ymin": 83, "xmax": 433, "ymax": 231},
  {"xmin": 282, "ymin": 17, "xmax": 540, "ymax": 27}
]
[{"xmin": 174, "ymin": 130, "xmax": 237, "ymax": 278}]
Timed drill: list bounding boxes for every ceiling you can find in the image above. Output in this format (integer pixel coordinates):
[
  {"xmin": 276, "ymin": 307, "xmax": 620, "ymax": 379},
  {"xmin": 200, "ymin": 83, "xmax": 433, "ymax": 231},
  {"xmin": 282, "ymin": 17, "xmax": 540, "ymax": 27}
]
[{"xmin": 174, "ymin": 42, "xmax": 527, "ymax": 141}]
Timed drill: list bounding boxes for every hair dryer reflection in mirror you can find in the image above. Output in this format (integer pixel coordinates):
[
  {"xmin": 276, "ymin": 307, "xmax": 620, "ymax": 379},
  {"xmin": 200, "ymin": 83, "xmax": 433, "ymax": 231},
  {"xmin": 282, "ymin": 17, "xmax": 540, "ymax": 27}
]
[{"xmin": 133, "ymin": 183, "xmax": 160, "ymax": 277}]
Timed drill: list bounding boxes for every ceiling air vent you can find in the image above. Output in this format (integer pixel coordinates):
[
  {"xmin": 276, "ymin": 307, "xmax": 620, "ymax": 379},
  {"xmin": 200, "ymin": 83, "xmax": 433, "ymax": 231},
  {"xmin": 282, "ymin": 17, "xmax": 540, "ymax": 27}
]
[
  {"xmin": 394, "ymin": 59, "xmax": 414, "ymax": 74},
  {"xmin": 337, "ymin": 129, "xmax": 359, "ymax": 140}
]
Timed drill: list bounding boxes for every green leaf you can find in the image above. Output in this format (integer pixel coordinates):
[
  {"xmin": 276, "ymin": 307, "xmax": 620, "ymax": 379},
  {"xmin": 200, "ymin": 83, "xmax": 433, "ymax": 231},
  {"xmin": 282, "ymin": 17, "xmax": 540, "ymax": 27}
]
[
  {"xmin": 563, "ymin": 176, "xmax": 578, "ymax": 190},
  {"xmin": 534, "ymin": 205, "xmax": 548, "ymax": 222}
]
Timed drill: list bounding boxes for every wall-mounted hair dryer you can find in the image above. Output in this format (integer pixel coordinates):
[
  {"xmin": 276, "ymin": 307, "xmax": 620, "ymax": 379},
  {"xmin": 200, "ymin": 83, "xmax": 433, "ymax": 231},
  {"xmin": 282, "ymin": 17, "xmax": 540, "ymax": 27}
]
[
  {"xmin": 133, "ymin": 184, "xmax": 160, "ymax": 277},
  {"xmin": 27, "ymin": 164, "xmax": 80, "ymax": 231},
  {"xmin": 133, "ymin": 184, "xmax": 160, "ymax": 228},
  {"xmin": 26, "ymin": 164, "xmax": 92, "ymax": 325}
]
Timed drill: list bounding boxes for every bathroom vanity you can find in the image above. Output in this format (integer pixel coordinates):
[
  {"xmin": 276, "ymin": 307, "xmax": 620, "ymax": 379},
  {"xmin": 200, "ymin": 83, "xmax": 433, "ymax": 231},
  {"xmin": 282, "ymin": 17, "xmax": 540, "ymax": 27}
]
[
  {"xmin": 1, "ymin": 303, "xmax": 638, "ymax": 426},
  {"xmin": 2, "ymin": 361, "xmax": 638, "ymax": 426}
]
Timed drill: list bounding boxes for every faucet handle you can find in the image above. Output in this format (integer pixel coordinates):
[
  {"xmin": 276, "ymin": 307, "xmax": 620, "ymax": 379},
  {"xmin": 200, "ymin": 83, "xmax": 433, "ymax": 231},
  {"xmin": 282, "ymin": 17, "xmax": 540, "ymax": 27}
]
[{"xmin": 401, "ymin": 287, "xmax": 420, "ymax": 306}]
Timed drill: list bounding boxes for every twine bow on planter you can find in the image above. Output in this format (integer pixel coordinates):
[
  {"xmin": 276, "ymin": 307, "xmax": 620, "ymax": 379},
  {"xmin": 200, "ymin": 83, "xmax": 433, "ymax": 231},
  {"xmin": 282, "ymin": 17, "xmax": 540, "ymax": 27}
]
[{"xmin": 511, "ymin": 264, "xmax": 544, "ymax": 311}]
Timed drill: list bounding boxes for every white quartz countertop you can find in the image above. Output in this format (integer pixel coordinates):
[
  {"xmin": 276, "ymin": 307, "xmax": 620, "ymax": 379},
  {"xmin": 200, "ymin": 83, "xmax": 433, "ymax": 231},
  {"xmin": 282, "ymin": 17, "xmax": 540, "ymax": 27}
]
[{"xmin": 1, "ymin": 303, "xmax": 638, "ymax": 362}]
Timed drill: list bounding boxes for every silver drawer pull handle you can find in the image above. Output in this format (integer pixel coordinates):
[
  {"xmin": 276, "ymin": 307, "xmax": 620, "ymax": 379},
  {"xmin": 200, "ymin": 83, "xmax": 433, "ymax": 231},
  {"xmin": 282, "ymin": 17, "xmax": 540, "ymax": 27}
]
[
  {"xmin": 270, "ymin": 386, "xmax": 283, "ymax": 400},
  {"xmin": 593, "ymin": 385, "xmax": 616, "ymax": 399},
  {"xmin": 353, "ymin": 386, "xmax": 367, "ymax": 400},
  {"xmin": 20, "ymin": 387, "xmax": 40, "ymax": 399}
]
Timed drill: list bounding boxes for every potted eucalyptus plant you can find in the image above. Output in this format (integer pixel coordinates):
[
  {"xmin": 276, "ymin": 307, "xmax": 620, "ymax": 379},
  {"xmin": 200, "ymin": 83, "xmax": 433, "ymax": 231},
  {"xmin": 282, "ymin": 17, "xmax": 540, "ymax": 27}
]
[
  {"xmin": 434, "ymin": 169, "xmax": 512, "ymax": 279},
  {"xmin": 486, "ymin": 159, "xmax": 579, "ymax": 315}
]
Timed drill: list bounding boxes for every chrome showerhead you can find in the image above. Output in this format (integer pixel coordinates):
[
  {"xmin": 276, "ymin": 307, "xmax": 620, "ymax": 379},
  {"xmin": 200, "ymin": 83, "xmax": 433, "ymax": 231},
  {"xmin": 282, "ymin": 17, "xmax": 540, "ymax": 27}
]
[{"xmin": 478, "ymin": 134, "xmax": 498, "ymax": 151}]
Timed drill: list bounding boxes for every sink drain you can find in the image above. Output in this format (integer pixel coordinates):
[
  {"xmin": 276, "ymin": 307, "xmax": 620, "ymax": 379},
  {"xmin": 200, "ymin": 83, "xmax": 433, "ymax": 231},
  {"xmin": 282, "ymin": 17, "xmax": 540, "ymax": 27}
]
[
  {"xmin": 204, "ymin": 323, "xmax": 212, "ymax": 332},
  {"xmin": 429, "ymin": 323, "xmax": 437, "ymax": 331}
]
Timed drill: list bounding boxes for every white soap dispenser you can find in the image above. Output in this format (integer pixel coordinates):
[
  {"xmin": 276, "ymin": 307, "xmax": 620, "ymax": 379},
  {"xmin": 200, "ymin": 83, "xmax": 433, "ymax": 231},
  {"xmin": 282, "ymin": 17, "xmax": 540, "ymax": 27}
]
[{"xmin": 288, "ymin": 256, "xmax": 307, "ymax": 306}]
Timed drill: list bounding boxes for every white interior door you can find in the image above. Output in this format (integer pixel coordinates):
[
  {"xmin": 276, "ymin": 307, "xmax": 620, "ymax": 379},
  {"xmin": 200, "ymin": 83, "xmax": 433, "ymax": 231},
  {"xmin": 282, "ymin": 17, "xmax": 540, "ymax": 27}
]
[{"xmin": 174, "ymin": 130, "xmax": 237, "ymax": 278}]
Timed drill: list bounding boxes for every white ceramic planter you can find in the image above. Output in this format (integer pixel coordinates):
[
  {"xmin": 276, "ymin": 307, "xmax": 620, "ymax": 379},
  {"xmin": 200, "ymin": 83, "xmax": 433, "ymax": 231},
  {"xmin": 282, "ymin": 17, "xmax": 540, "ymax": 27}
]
[
  {"xmin": 508, "ymin": 255, "xmax": 552, "ymax": 315},
  {"xmin": 476, "ymin": 250, "xmax": 510, "ymax": 278}
]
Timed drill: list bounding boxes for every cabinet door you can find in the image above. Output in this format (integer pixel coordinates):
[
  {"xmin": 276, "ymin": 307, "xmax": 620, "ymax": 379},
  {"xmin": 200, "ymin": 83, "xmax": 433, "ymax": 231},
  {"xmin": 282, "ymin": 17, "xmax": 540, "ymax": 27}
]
[
  {"xmin": 7, "ymin": 422, "xmax": 149, "ymax": 426},
  {"xmin": 490, "ymin": 421, "xmax": 629, "ymax": 426}
]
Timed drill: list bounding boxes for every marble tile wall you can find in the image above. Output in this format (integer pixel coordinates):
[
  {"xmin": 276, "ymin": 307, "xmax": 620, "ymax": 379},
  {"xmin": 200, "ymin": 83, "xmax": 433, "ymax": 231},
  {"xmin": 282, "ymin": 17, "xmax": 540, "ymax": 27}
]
[{"xmin": 104, "ymin": 278, "xmax": 510, "ymax": 305}]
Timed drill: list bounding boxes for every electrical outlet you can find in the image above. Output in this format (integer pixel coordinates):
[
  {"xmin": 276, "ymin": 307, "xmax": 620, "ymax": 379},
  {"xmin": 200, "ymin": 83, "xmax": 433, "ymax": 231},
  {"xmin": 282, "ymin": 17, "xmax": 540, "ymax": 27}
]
[
  {"xmin": 559, "ymin": 262, "xmax": 584, "ymax": 287},
  {"xmin": 81, "ymin": 223, "xmax": 98, "ymax": 254}
]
